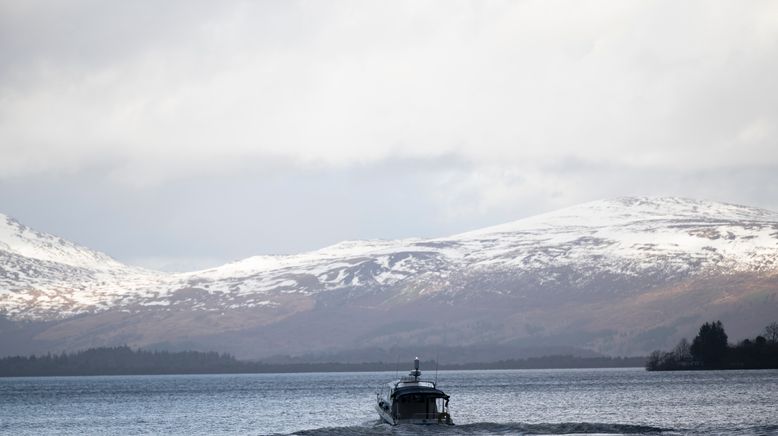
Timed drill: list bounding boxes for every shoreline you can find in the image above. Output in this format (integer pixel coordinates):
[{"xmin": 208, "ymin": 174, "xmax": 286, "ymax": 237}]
[{"xmin": 0, "ymin": 348, "xmax": 646, "ymax": 377}]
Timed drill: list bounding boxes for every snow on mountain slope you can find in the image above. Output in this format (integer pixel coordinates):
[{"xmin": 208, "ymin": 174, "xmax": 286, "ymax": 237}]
[
  {"xmin": 451, "ymin": 197, "xmax": 778, "ymax": 274},
  {"xmin": 0, "ymin": 213, "xmax": 166, "ymax": 318},
  {"xmin": 0, "ymin": 214, "xmax": 124, "ymax": 270},
  {"xmin": 2, "ymin": 197, "xmax": 778, "ymax": 321},
  {"xmin": 461, "ymin": 197, "xmax": 778, "ymax": 235}
]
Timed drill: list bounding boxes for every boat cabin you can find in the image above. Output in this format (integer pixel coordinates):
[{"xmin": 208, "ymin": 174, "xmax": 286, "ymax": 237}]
[{"xmin": 375, "ymin": 357, "xmax": 452, "ymax": 425}]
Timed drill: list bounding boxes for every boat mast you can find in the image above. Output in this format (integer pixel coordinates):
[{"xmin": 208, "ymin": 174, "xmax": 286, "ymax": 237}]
[{"xmin": 434, "ymin": 353, "xmax": 439, "ymax": 385}]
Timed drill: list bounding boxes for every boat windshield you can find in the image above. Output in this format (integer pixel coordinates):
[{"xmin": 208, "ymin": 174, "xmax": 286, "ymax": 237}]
[{"xmin": 397, "ymin": 381, "xmax": 434, "ymax": 388}]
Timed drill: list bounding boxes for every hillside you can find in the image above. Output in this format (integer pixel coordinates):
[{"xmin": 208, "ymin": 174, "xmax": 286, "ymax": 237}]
[{"xmin": 2, "ymin": 197, "xmax": 777, "ymax": 359}]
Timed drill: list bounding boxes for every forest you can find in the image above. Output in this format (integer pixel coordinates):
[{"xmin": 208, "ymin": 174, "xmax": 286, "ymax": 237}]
[
  {"xmin": 0, "ymin": 346, "xmax": 644, "ymax": 377},
  {"xmin": 646, "ymin": 321, "xmax": 778, "ymax": 371}
]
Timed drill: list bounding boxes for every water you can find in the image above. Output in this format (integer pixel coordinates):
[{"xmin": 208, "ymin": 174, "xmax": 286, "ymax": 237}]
[{"xmin": 1, "ymin": 368, "xmax": 776, "ymax": 435}]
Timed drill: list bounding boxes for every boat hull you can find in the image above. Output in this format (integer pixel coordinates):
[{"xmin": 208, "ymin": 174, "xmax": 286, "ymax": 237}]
[
  {"xmin": 375, "ymin": 404, "xmax": 453, "ymax": 425},
  {"xmin": 375, "ymin": 404, "xmax": 396, "ymax": 425}
]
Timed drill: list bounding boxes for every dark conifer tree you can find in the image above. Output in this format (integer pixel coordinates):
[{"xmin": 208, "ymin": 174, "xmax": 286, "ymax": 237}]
[{"xmin": 690, "ymin": 321, "xmax": 728, "ymax": 368}]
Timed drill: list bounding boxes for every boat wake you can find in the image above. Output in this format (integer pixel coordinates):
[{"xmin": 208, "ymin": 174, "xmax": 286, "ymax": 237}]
[{"xmin": 286, "ymin": 421, "xmax": 671, "ymax": 435}]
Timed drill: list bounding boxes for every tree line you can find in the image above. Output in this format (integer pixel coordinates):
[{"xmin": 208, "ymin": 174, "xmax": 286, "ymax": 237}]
[
  {"xmin": 646, "ymin": 321, "xmax": 778, "ymax": 371},
  {"xmin": 0, "ymin": 346, "xmax": 646, "ymax": 377},
  {"xmin": 0, "ymin": 346, "xmax": 250, "ymax": 376}
]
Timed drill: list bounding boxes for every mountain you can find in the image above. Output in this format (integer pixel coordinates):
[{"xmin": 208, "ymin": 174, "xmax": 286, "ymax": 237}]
[{"xmin": 2, "ymin": 197, "xmax": 778, "ymax": 360}]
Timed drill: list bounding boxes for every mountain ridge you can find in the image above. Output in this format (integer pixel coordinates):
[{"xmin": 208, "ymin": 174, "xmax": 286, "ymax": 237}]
[{"xmin": 2, "ymin": 196, "xmax": 777, "ymax": 359}]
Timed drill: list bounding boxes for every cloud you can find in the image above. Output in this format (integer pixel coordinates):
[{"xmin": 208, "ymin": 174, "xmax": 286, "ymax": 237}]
[{"xmin": 2, "ymin": 1, "xmax": 777, "ymax": 182}]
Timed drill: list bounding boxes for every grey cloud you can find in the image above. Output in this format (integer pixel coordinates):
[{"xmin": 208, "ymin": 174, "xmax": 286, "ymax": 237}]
[{"xmin": 2, "ymin": 1, "xmax": 775, "ymax": 178}]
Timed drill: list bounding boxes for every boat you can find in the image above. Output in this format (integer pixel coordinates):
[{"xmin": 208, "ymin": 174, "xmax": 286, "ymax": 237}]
[{"xmin": 375, "ymin": 357, "xmax": 453, "ymax": 425}]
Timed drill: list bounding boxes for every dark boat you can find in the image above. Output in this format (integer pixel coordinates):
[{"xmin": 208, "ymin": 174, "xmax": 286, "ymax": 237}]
[{"xmin": 375, "ymin": 357, "xmax": 453, "ymax": 425}]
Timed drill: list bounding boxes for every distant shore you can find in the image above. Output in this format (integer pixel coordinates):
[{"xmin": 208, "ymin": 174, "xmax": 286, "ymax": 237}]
[{"xmin": 0, "ymin": 346, "xmax": 646, "ymax": 377}]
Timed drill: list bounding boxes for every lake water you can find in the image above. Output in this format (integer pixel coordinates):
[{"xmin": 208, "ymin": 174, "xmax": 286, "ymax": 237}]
[{"xmin": 1, "ymin": 368, "xmax": 777, "ymax": 435}]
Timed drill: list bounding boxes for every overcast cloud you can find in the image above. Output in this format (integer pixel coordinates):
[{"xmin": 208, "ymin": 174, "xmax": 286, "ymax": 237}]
[{"xmin": 1, "ymin": 1, "xmax": 778, "ymax": 271}]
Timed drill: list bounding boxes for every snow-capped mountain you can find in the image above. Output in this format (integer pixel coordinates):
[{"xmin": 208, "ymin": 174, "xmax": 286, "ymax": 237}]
[{"xmin": 2, "ymin": 197, "xmax": 778, "ymax": 359}]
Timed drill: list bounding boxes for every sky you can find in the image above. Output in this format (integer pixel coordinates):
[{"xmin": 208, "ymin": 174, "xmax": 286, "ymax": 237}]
[{"xmin": 1, "ymin": 1, "xmax": 778, "ymax": 271}]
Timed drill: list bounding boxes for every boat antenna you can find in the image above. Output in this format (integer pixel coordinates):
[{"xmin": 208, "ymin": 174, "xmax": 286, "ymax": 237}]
[
  {"xmin": 395, "ymin": 355, "xmax": 400, "ymax": 379},
  {"xmin": 435, "ymin": 350, "xmax": 439, "ymax": 385}
]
